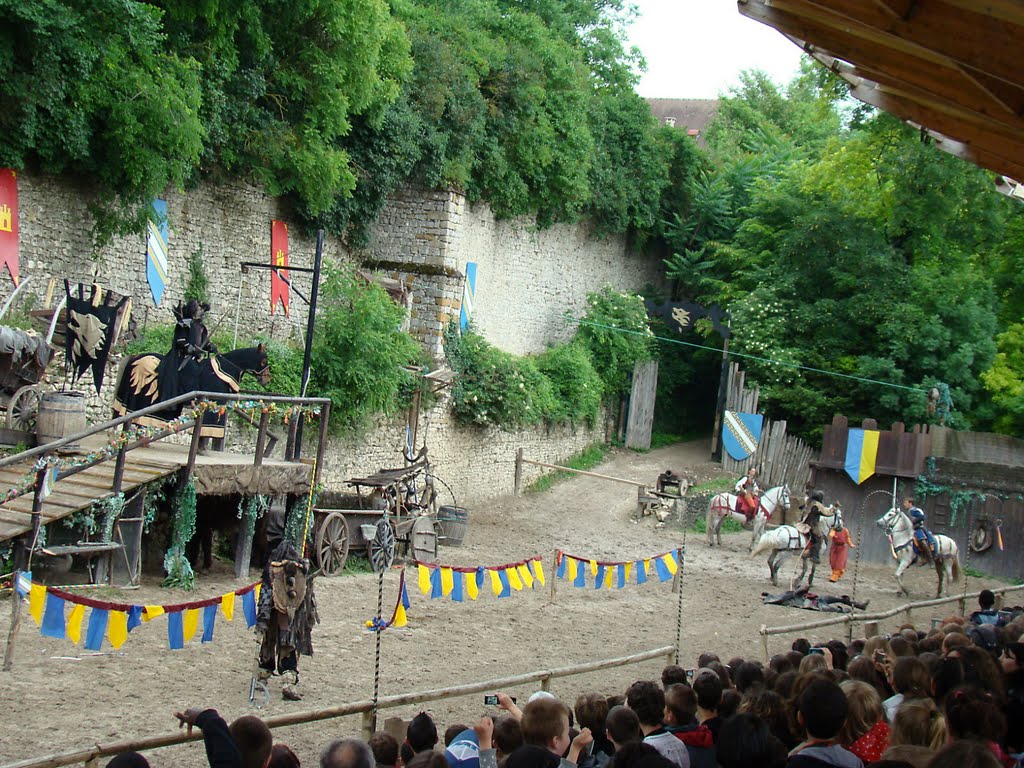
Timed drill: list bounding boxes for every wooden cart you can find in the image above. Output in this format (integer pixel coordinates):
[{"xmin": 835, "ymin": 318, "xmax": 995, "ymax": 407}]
[{"xmin": 311, "ymin": 449, "xmax": 442, "ymax": 576}]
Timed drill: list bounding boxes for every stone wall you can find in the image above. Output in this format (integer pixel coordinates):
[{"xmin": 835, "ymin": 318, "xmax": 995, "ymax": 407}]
[{"xmin": 4, "ymin": 172, "xmax": 661, "ymax": 503}]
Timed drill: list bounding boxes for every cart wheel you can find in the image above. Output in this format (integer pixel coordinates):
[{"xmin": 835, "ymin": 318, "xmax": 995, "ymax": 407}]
[
  {"xmin": 411, "ymin": 515, "xmax": 439, "ymax": 564},
  {"xmin": 369, "ymin": 519, "xmax": 396, "ymax": 573},
  {"xmin": 315, "ymin": 512, "xmax": 350, "ymax": 576},
  {"xmin": 7, "ymin": 385, "xmax": 42, "ymax": 432}
]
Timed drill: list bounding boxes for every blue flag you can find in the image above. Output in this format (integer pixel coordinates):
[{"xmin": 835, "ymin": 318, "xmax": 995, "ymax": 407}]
[
  {"xmin": 202, "ymin": 604, "xmax": 217, "ymax": 643},
  {"xmin": 556, "ymin": 555, "xmax": 567, "ymax": 580},
  {"xmin": 41, "ymin": 594, "xmax": 66, "ymax": 639},
  {"xmin": 167, "ymin": 611, "xmax": 184, "ymax": 650},
  {"xmin": 127, "ymin": 605, "xmax": 144, "ymax": 633},
  {"xmin": 85, "ymin": 608, "xmax": 108, "ymax": 651},
  {"xmin": 242, "ymin": 590, "xmax": 257, "ymax": 628}
]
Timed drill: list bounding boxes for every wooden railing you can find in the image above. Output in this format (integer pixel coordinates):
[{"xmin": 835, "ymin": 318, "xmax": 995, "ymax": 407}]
[{"xmin": 0, "ymin": 646, "xmax": 676, "ymax": 768}]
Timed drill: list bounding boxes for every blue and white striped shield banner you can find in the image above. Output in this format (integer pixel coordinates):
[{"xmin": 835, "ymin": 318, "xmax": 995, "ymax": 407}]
[
  {"xmin": 459, "ymin": 261, "xmax": 477, "ymax": 331},
  {"xmin": 146, "ymin": 199, "xmax": 169, "ymax": 306},
  {"xmin": 722, "ymin": 410, "xmax": 764, "ymax": 461}
]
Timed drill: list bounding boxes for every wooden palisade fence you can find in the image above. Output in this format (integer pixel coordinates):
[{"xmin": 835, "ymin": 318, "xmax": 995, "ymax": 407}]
[{"xmin": 721, "ymin": 362, "xmax": 813, "ymax": 495}]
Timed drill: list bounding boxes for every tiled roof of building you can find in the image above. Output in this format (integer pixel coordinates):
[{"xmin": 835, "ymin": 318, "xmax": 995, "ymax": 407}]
[{"xmin": 645, "ymin": 98, "xmax": 720, "ymax": 145}]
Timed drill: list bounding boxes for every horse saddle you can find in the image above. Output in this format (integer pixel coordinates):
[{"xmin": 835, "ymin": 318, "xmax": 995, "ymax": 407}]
[{"xmin": 795, "ymin": 522, "xmax": 811, "ymax": 535}]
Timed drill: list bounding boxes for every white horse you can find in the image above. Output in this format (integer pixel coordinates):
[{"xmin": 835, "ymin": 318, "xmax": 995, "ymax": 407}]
[
  {"xmin": 706, "ymin": 484, "xmax": 791, "ymax": 549},
  {"xmin": 876, "ymin": 506, "xmax": 962, "ymax": 597},
  {"xmin": 750, "ymin": 504, "xmax": 843, "ymax": 588}
]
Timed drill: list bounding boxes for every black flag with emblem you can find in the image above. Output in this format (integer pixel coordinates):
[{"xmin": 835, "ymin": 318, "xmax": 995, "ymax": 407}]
[{"xmin": 65, "ymin": 281, "xmax": 129, "ymax": 394}]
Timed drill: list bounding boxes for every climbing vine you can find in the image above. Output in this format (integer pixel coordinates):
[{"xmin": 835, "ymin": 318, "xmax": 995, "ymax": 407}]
[
  {"xmin": 914, "ymin": 469, "xmax": 1014, "ymax": 527},
  {"xmin": 142, "ymin": 476, "xmax": 173, "ymax": 533},
  {"xmin": 237, "ymin": 495, "xmax": 269, "ymax": 545},
  {"xmin": 285, "ymin": 488, "xmax": 319, "ymax": 548},
  {"xmin": 163, "ymin": 478, "xmax": 198, "ymax": 590}
]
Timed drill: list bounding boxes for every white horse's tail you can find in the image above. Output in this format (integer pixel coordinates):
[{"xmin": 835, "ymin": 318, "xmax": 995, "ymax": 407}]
[
  {"xmin": 952, "ymin": 555, "xmax": 962, "ymax": 584},
  {"xmin": 751, "ymin": 534, "xmax": 775, "ymax": 558}
]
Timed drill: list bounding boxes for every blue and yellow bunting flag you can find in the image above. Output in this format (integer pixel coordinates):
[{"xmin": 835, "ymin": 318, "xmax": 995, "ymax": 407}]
[
  {"xmin": 40, "ymin": 594, "xmax": 65, "ymax": 639},
  {"xmin": 167, "ymin": 611, "xmax": 184, "ymax": 651},
  {"xmin": 85, "ymin": 608, "xmax": 108, "ymax": 652},
  {"xmin": 452, "ymin": 571, "xmax": 464, "ymax": 602},
  {"xmin": 17, "ymin": 577, "xmax": 258, "ymax": 651},
  {"xmin": 430, "ymin": 567, "xmax": 443, "ymax": 599},
  {"xmin": 555, "ymin": 549, "xmax": 683, "ymax": 589},
  {"xmin": 844, "ymin": 428, "xmax": 880, "ymax": 485}
]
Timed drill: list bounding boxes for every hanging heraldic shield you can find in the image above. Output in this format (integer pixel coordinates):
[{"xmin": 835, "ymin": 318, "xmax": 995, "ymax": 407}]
[{"xmin": 722, "ymin": 410, "xmax": 763, "ymax": 461}]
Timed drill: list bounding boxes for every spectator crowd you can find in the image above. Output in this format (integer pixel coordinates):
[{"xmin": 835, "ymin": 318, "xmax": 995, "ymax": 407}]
[{"xmin": 109, "ymin": 590, "xmax": 1023, "ymax": 768}]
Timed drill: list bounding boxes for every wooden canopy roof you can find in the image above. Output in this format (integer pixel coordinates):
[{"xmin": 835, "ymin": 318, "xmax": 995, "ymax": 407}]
[{"xmin": 738, "ymin": 0, "xmax": 1024, "ymax": 185}]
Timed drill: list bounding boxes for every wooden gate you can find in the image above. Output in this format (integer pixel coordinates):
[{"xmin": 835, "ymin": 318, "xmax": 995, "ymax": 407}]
[{"xmin": 625, "ymin": 360, "xmax": 658, "ymax": 450}]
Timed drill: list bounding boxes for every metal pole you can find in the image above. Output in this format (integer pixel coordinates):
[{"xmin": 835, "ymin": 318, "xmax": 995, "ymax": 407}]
[{"xmin": 294, "ymin": 230, "xmax": 324, "ymax": 459}]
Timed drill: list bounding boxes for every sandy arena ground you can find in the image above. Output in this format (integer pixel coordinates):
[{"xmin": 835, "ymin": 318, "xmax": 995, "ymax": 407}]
[{"xmin": 0, "ymin": 439, "xmax": 1006, "ymax": 766}]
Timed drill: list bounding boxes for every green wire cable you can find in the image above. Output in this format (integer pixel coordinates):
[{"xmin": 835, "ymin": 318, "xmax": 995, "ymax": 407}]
[{"xmin": 571, "ymin": 318, "xmax": 931, "ymax": 395}]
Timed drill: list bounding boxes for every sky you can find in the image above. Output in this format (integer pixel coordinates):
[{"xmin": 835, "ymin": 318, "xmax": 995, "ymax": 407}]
[{"xmin": 625, "ymin": 1, "xmax": 805, "ymax": 99}]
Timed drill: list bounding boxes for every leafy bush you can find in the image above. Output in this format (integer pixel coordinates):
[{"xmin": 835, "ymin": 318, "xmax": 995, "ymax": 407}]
[
  {"xmin": 309, "ymin": 265, "xmax": 423, "ymax": 432},
  {"xmin": 445, "ymin": 324, "xmax": 553, "ymax": 429},
  {"xmin": 534, "ymin": 343, "xmax": 603, "ymax": 426},
  {"xmin": 573, "ymin": 286, "xmax": 655, "ymax": 397}
]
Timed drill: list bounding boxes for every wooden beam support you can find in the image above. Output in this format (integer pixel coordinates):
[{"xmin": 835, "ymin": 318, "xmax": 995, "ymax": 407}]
[{"xmin": 770, "ymin": 0, "xmax": 1024, "ymax": 88}]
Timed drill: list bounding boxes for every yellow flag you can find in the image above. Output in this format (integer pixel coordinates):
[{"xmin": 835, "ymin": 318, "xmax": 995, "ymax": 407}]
[
  {"xmin": 567, "ymin": 558, "xmax": 578, "ymax": 581},
  {"xmin": 221, "ymin": 593, "xmax": 235, "ymax": 622},
  {"xmin": 604, "ymin": 566, "xmax": 613, "ymax": 588},
  {"xmin": 143, "ymin": 605, "xmax": 165, "ymax": 622},
  {"xmin": 28, "ymin": 583, "xmax": 46, "ymax": 626},
  {"xmin": 643, "ymin": 558, "xmax": 651, "ymax": 577},
  {"xmin": 418, "ymin": 564, "xmax": 432, "ymax": 595},
  {"xmin": 662, "ymin": 552, "xmax": 678, "ymax": 575},
  {"xmin": 589, "ymin": 559, "xmax": 597, "ymax": 576},
  {"xmin": 624, "ymin": 562, "xmax": 632, "ymax": 583},
  {"xmin": 441, "ymin": 568, "xmax": 454, "ymax": 596},
  {"xmin": 392, "ymin": 603, "xmax": 407, "ymax": 628},
  {"xmin": 466, "ymin": 572, "xmax": 479, "ymax": 601},
  {"xmin": 489, "ymin": 569, "xmax": 502, "ymax": 595},
  {"xmin": 67, "ymin": 604, "xmax": 85, "ymax": 645},
  {"xmin": 518, "ymin": 563, "xmax": 534, "ymax": 589},
  {"xmin": 254, "ymin": 583, "xmax": 261, "ymax": 600},
  {"xmin": 107, "ymin": 611, "xmax": 129, "ymax": 649},
  {"xmin": 534, "ymin": 559, "xmax": 546, "ymax": 586},
  {"xmin": 183, "ymin": 608, "xmax": 200, "ymax": 642},
  {"xmin": 507, "ymin": 566, "xmax": 523, "ymax": 591}
]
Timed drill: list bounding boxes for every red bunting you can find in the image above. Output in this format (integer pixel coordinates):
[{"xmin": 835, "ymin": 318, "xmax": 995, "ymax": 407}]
[
  {"xmin": 0, "ymin": 169, "xmax": 19, "ymax": 286},
  {"xmin": 270, "ymin": 220, "xmax": 289, "ymax": 315}
]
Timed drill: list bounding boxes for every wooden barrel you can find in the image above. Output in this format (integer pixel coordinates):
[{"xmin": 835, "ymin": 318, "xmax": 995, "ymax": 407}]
[
  {"xmin": 437, "ymin": 505, "xmax": 469, "ymax": 547},
  {"xmin": 37, "ymin": 391, "xmax": 87, "ymax": 449}
]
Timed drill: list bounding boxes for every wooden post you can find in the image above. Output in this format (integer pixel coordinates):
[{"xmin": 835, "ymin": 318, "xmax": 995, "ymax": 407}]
[
  {"xmin": 253, "ymin": 410, "xmax": 271, "ymax": 467},
  {"xmin": 540, "ymin": 675, "xmax": 551, "ymax": 692},
  {"xmin": 111, "ymin": 421, "xmax": 131, "ymax": 494},
  {"xmin": 2, "ymin": 569, "xmax": 23, "ymax": 672},
  {"xmin": 549, "ymin": 551, "xmax": 558, "ymax": 604},
  {"xmin": 361, "ymin": 710, "xmax": 374, "ymax": 741},
  {"xmin": 286, "ymin": 418, "xmax": 298, "ymax": 461},
  {"xmin": 864, "ymin": 621, "xmax": 879, "ymax": 638},
  {"xmin": 185, "ymin": 420, "xmax": 203, "ymax": 478},
  {"xmin": 514, "ymin": 448, "xmax": 524, "ymax": 496},
  {"xmin": 761, "ymin": 628, "xmax": 770, "ymax": 663},
  {"xmin": 313, "ymin": 403, "xmax": 331, "ymax": 489}
]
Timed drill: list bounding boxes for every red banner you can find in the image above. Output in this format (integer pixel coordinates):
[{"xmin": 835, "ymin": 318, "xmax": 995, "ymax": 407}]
[
  {"xmin": 0, "ymin": 169, "xmax": 19, "ymax": 286},
  {"xmin": 270, "ymin": 220, "xmax": 289, "ymax": 316}
]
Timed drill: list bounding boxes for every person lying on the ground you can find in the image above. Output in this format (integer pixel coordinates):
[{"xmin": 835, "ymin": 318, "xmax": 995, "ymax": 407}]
[
  {"xmin": 174, "ymin": 706, "xmax": 245, "ymax": 768},
  {"xmin": 762, "ymin": 587, "xmax": 869, "ymax": 613}
]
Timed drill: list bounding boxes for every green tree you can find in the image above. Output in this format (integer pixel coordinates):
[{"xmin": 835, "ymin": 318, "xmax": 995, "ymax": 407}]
[
  {"xmin": 982, "ymin": 323, "xmax": 1024, "ymax": 434},
  {"xmin": 0, "ymin": 0, "xmax": 205, "ymax": 244}
]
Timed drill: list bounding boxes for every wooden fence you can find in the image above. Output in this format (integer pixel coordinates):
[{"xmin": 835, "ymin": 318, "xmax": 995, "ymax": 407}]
[
  {"xmin": 1, "ymin": 646, "xmax": 677, "ymax": 768},
  {"xmin": 721, "ymin": 363, "xmax": 813, "ymax": 495},
  {"xmin": 756, "ymin": 584, "xmax": 1024, "ymax": 661}
]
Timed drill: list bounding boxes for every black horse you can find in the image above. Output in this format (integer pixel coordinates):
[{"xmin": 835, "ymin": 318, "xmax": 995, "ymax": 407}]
[{"xmin": 113, "ymin": 344, "xmax": 270, "ymax": 438}]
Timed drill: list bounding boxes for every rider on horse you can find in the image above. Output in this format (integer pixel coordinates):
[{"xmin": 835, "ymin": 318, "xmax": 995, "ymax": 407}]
[
  {"xmin": 797, "ymin": 490, "xmax": 828, "ymax": 563},
  {"xmin": 903, "ymin": 497, "xmax": 937, "ymax": 563},
  {"xmin": 735, "ymin": 467, "xmax": 760, "ymax": 522}
]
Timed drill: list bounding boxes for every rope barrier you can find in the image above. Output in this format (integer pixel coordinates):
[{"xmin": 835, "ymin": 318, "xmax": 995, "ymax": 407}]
[{"xmin": 568, "ymin": 318, "xmax": 931, "ymax": 395}]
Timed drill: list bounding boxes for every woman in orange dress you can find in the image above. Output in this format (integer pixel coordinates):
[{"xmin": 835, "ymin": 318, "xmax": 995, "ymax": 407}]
[{"xmin": 829, "ymin": 523, "xmax": 854, "ymax": 582}]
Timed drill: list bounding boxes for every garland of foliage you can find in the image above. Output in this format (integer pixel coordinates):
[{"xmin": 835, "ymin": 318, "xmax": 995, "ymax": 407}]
[
  {"xmin": 63, "ymin": 494, "xmax": 125, "ymax": 542},
  {"xmin": 237, "ymin": 495, "xmax": 270, "ymax": 544},
  {"xmin": 285, "ymin": 487, "xmax": 319, "ymax": 549},
  {"xmin": 914, "ymin": 459, "xmax": 1022, "ymax": 526},
  {"xmin": 163, "ymin": 478, "xmax": 198, "ymax": 590}
]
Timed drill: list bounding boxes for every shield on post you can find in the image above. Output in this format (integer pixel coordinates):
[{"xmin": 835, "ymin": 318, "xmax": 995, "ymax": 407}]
[{"xmin": 722, "ymin": 410, "xmax": 763, "ymax": 461}]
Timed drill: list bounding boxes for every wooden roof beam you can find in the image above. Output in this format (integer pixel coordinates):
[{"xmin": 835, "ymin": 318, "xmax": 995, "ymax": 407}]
[
  {"xmin": 741, "ymin": 2, "xmax": 1022, "ymax": 125},
  {"xmin": 959, "ymin": 65, "xmax": 1024, "ymax": 118},
  {"xmin": 771, "ymin": 0, "xmax": 1024, "ymax": 89},
  {"xmin": 869, "ymin": 0, "xmax": 919, "ymax": 20},
  {"xmin": 849, "ymin": 83, "xmax": 1024, "ymax": 179}
]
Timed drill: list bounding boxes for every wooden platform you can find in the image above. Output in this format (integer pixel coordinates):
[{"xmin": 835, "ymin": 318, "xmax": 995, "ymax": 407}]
[{"xmin": 0, "ymin": 437, "xmax": 313, "ymax": 543}]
